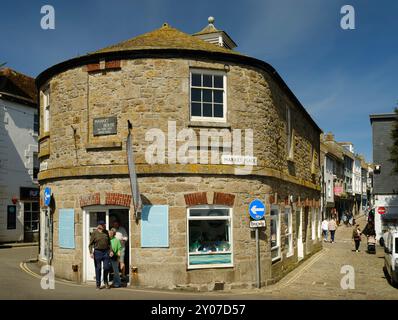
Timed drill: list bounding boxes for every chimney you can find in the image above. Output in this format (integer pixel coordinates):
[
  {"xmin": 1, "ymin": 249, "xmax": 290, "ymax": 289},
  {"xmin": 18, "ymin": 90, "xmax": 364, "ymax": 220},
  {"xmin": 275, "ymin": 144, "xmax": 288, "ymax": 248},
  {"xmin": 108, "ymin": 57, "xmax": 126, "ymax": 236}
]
[
  {"xmin": 325, "ymin": 132, "xmax": 334, "ymax": 142},
  {"xmin": 192, "ymin": 17, "xmax": 237, "ymax": 50}
]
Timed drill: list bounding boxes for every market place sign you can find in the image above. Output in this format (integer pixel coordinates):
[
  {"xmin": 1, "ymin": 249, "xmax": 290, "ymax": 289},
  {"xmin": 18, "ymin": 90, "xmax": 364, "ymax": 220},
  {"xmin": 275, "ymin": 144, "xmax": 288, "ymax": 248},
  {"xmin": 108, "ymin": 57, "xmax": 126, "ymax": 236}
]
[{"xmin": 93, "ymin": 117, "xmax": 117, "ymax": 136}]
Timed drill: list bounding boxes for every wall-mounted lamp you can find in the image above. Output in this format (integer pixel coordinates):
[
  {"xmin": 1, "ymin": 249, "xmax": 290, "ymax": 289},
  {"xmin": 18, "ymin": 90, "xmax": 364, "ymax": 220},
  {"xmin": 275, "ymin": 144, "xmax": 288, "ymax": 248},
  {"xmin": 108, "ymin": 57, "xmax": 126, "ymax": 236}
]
[{"xmin": 224, "ymin": 64, "xmax": 230, "ymax": 72}]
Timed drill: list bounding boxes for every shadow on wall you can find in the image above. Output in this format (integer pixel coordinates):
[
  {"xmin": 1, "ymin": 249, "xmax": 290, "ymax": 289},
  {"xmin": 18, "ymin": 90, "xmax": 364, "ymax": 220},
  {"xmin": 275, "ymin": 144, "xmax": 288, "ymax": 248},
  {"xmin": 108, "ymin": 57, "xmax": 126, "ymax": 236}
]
[{"xmin": 0, "ymin": 103, "xmax": 37, "ymax": 242}]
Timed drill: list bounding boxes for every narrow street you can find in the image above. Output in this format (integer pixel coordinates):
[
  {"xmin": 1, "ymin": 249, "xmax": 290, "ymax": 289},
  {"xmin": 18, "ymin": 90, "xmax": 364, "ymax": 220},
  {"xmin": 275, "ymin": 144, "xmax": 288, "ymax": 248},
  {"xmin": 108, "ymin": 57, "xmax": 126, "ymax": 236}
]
[
  {"xmin": 261, "ymin": 214, "xmax": 398, "ymax": 299},
  {"xmin": 1, "ymin": 215, "xmax": 397, "ymax": 300}
]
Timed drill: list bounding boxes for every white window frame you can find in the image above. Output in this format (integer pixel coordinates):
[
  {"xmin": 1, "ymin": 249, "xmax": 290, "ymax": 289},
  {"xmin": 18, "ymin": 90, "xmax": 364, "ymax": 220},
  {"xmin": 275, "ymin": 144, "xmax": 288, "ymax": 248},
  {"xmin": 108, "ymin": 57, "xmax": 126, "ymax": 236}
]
[
  {"xmin": 189, "ymin": 68, "xmax": 227, "ymax": 123},
  {"xmin": 43, "ymin": 87, "xmax": 50, "ymax": 133},
  {"xmin": 286, "ymin": 105, "xmax": 294, "ymax": 160},
  {"xmin": 82, "ymin": 206, "xmax": 132, "ymax": 284},
  {"xmin": 33, "ymin": 113, "xmax": 39, "ymax": 136},
  {"xmin": 327, "ymin": 180, "xmax": 332, "ymax": 198},
  {"xmin": 23, "ymin": 201, "xmax": 39, "ymax": 233},
  {"xmin": 270, "ymin": 204, "xmax": 281, "ymax": 262},
  {"xmin": 186, "ymin": 205, "xmax": 233, "ymax": 270},
  {"xmin": 311, "ymin": 207, "xmax": 316, "ymax": 240},
  {"xmin": 284, "ymin": 206, "xmax": 293, "ymax": 257}
]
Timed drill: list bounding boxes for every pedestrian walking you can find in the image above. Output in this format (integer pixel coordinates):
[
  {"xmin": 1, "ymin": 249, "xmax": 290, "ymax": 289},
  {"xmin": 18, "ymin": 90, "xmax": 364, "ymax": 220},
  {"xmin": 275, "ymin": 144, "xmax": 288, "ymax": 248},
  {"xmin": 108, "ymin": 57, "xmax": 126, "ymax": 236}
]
[
  {"xmin": 112, "ymin": 219, "xmax": 128, "ymax": 280},
  {"xmin": 328, "ymin": 218, "xmax": 337, "ymax": 243},
  {"xmin": 348, "ymin": 211, "xmax": 354, "ymax": 226},
  {"xmin": 109, "ymin": 228, "xmax": 122, "ymax": 288},
  {"xmin": 89, "ymin": 221, "xmax": 111, "ymax": 290},
  {"xmin": 352, "ymin": 224, "xmax": 362, "ymax": 252},
  {"xmin": 342, "ymin": 211, "xmax": 348, "ymax": 226},
  {"xmin": 321, "ymin": 218, "xmax": 329, "ymax": 242}
]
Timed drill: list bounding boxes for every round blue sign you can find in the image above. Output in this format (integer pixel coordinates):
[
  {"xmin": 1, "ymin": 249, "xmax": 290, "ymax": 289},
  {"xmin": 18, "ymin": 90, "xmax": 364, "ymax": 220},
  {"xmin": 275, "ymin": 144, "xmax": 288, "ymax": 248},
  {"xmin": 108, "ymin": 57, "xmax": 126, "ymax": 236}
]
[
  {"xmin": 249, "ymin": 199, "xmax": 266, "ymax": 220},
  {"xmin": 44, "ymin": 187, "xmax": 51, "ymax": 206}
]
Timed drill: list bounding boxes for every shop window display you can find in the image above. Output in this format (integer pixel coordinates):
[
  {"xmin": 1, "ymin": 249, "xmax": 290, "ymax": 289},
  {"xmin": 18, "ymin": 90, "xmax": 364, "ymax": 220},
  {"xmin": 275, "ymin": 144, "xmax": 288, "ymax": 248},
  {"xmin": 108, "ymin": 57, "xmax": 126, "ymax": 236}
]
[{"xmin": 187, "ymin": 206, "xmax": 232, "ymax": 268}]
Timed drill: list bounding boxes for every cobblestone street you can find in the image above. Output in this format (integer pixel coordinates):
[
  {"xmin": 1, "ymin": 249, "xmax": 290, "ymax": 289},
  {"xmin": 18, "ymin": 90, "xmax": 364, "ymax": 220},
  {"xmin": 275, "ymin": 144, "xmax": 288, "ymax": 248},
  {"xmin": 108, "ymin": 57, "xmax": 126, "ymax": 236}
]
[{"xmin": 258, "ymin": 214, "xmax": 398, "ymax": 299}]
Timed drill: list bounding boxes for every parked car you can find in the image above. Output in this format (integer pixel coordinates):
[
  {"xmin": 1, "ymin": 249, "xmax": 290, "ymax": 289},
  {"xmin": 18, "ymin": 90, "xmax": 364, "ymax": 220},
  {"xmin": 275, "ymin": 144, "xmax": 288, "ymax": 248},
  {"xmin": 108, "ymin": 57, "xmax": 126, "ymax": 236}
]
[{"xmin": 380, "ymin": 229, "xmax": 398, "ymax": 286}]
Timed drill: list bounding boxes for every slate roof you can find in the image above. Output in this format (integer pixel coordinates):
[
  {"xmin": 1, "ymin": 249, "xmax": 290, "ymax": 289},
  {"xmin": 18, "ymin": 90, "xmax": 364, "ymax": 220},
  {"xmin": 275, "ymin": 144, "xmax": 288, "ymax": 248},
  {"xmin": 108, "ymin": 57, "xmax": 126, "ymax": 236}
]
[
  {"xmin": 36, "ymin": 22, "xmax": 322, "ymax": 133},
  {"xmin": 0, "ymin": 68, "xmax": 37, "ymax": 106},
  {"xmin": 93, "ymin": 23, "xmax": 242, "ymax": 56}
]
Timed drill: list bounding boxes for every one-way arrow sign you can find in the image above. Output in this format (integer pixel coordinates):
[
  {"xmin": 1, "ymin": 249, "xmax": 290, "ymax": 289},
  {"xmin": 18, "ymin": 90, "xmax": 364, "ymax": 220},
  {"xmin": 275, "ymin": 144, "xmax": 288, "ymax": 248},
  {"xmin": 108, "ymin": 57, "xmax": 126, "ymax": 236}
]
[{"xmin": 249, "ymin": 199, "xmax": 266, "ymax": 220}]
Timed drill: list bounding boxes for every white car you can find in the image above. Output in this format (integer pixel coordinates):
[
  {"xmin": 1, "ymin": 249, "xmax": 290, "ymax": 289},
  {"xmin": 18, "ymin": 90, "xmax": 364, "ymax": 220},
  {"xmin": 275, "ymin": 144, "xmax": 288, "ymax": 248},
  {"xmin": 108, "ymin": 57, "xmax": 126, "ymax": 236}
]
[{"xmin": 381, "ymin": 230, "xmax": 398, "ymax": 286}]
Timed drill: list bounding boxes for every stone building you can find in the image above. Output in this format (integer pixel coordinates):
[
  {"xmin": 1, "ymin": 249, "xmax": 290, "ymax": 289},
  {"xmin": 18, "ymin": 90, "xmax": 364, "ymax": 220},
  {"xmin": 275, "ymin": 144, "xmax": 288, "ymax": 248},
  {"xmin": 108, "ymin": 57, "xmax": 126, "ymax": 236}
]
[{"xmin": 36, "ymin": 19, "xmax": 322, "ymax": 290}]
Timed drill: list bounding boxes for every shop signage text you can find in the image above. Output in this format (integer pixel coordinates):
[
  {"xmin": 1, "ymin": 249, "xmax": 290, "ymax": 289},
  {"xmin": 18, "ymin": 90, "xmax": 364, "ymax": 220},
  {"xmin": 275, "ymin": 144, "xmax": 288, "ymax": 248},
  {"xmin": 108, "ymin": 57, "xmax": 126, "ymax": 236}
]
[{"xmin": 93, "ymin": 117, "xmax": 117, "ymax": 136}]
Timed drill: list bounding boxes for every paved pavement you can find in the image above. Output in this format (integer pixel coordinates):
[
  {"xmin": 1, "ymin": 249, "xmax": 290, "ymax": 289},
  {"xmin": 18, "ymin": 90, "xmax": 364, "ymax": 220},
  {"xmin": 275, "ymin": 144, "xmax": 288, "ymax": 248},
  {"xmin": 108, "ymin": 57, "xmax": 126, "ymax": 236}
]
[
  {"xmin": 256, "ymin": 214, "xmax": 398, "ymax": 299},
  {"xmin": 1, "ymin": 214, "xmax": 398, "ymax": 299}
]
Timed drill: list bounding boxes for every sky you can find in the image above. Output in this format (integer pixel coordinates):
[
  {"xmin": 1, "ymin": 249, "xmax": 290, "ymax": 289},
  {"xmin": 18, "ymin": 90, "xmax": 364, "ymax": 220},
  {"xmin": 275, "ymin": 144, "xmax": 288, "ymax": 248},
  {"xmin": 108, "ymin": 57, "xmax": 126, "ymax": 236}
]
[{"xmin": 1, "ymin": 0, "xmax": 397, "ymax": 162}]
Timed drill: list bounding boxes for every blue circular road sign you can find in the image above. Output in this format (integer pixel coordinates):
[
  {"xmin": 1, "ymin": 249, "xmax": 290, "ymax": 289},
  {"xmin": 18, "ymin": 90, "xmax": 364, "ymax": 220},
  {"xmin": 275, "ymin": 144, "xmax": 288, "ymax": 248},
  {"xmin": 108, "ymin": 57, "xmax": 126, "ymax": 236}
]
[
  {"xmin": 249, "ymin": 199, "xmax": 266, "ymax": 220},
  {"xmin": 44, "ymin": 187, "xmax": 51, "ymax": 206}
]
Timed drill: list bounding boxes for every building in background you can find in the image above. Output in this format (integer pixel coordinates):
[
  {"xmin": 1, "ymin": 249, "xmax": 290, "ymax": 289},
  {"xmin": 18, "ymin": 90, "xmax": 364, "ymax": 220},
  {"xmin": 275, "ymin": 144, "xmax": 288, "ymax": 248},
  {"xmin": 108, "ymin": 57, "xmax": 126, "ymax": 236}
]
[
  {"xmin": 321, "ymin": 133, "xmax": 371, "ymax": 221},
  {"xmin": 370, "ymin": 113, "xmax": 398, "ymax": 239},
  {"xmin": 0, "ymin": 68, "xmax": 39, "ymax": 243}
]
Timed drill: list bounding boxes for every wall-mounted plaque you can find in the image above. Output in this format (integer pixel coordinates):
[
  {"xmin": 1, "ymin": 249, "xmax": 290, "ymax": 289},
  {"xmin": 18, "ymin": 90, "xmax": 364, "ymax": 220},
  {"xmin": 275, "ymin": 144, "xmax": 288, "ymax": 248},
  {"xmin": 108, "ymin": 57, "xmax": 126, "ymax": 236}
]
[
  {"xmin": 141, "ymin": 205, "xmax": 169, "ymax": 248},
  {"xmin": 93, "ymin": 117, "xmax": 117, "ymax": 136},
  {"xmin": 59, "ymin": 209, "xmax": 75, "ymax": 249}
]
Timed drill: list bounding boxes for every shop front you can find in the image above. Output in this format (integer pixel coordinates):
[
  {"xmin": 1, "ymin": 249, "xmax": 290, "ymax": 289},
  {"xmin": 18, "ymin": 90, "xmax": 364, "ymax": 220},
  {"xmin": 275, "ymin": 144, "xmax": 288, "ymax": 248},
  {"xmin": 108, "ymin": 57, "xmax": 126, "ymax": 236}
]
[{"xmin": 20, "ymin": 187, "xmax": 39, "ymax": 242}]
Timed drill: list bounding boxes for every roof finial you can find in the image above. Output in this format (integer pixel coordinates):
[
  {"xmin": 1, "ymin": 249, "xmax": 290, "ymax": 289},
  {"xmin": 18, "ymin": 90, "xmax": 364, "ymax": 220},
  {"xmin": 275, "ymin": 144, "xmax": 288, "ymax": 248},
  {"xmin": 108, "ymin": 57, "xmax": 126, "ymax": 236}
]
[{"xmin": 208, "ymin": 16, "xmax": 215, "ymax": 25}]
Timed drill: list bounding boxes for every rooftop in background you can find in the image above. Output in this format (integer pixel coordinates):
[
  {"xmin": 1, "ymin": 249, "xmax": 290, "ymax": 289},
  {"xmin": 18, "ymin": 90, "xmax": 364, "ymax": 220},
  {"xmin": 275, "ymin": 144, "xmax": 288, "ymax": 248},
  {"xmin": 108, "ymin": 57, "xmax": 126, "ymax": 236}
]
[
  {"xmin": 0, "ymin": 68, "xmax": 37, "ymax": 107},
  {"xmin": 370, "ymin": 112, "xmax": 398, "ymax": 194},
  {"xmin": 369, "ymin": 113, "xmax": 397, "ymax": 123},
  {"xmin": 322, "ymin": 132, "xmax": 371, "ymax": 165},
  {"xmin": 192, "ymin": 16, "xmax": 237, "ymax": 50}
]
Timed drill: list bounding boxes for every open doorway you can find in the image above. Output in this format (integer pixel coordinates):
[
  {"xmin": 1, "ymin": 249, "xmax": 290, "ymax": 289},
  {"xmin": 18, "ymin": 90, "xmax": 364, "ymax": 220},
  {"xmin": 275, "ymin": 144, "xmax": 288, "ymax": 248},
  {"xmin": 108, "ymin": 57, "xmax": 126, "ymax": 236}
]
[
  {"xmin": 109, "ymin": 209, "xmax": 130, "ymax": 284},
  {"xmin": 83, "ymin": 207, "xmax": 130, "ymax": 284}
]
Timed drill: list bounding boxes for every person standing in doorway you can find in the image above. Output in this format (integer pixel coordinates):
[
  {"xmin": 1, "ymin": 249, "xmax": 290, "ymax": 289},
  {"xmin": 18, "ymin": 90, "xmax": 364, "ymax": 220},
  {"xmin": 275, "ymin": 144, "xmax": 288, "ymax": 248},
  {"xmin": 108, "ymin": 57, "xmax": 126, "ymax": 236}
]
[
  {"xmin": 352, "ymin": 224, "xmax": 362, "ymax": 252},
  {"xmin": 89, "ymin": 221, "xmax": 111, "ymax": 290},
  {"xmin": 328, "ymin": 218, "xmax": 337, "ymax": 243},
  {"xmin": 321, "ymin": 218, "xmax": 329, "ymax": 242},
  {"xmin": 112, "ymin": 219, "xmax": 128, "ymax": 280},
  {"xmin": 109, "ymin": 228, "xmax": 121, "ymax": 288}
]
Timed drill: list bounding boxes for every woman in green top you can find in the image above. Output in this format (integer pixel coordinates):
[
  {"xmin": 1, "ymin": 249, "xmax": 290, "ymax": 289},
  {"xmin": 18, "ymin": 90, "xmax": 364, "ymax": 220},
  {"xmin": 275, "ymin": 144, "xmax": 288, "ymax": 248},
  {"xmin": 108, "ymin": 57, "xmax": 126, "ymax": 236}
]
[{"xmin": 109, "ymin": 228, "xmax": 122, "ymax": 288}]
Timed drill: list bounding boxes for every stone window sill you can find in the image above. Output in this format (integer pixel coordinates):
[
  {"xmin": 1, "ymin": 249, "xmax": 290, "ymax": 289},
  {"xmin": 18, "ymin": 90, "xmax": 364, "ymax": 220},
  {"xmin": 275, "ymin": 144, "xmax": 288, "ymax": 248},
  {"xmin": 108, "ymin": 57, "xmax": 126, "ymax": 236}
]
[
  {"xmin": 188, "ymin": 121, "xmax": 231, "ymax": 129},
  {"xmin": 86, "ymin": 141, "xmax": 122, "ymax": 150}
]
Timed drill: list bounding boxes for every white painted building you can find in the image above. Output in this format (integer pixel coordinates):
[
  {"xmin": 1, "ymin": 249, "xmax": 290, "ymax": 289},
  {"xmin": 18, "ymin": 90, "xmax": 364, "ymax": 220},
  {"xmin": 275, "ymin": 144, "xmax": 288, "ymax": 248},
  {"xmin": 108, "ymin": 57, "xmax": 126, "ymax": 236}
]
[
  {"xmin": 353, "ymin": 157, "xmax": 362, "ymax": 196},
  {"xmin": 0, "ymin": 68, "xmax": 39, "ymax": 243}
]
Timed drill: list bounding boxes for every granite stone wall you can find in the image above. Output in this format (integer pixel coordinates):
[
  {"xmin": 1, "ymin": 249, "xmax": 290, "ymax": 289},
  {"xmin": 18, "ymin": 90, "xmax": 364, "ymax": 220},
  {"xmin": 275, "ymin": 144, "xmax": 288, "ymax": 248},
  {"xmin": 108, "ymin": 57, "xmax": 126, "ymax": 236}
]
[{"xmin": 38, "ymin": 56, "xmax": 322, "ymax": 290}]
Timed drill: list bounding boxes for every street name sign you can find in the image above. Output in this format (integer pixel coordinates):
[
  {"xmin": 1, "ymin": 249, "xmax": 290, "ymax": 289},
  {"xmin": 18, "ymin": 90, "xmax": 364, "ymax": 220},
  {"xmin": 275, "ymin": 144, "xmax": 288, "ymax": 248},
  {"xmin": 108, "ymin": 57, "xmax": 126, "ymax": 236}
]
[
  {"xmin": 221, "ymin": 155, "xmax": 258, "ymax": 166},
  {"xmin": 250, "ymin": 220, "xmax": 266, "ymax": 228}
]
